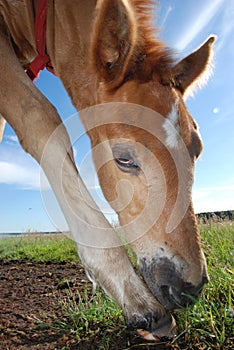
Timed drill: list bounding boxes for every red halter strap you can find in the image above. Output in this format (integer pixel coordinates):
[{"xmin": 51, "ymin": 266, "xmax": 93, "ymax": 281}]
[{"xmin": 26, "ymin": 0, "xmax": 56, "ymax": 81}]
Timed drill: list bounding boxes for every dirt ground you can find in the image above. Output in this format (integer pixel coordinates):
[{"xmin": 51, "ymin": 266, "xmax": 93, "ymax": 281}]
[{"xmin": 0, "ymin": 260, "xmax": 180, "ymax": 350}]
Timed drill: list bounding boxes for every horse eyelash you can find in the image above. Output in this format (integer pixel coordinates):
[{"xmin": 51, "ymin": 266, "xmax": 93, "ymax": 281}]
[{"xmin": 115, "ymin": 157, "xmax": 140, "ymax": 170}]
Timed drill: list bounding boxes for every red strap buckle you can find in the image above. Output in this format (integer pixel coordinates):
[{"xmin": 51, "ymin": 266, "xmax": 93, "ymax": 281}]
[{"xmin": 26, "ymin": 0, "xmax": 56, "ymax": 81}]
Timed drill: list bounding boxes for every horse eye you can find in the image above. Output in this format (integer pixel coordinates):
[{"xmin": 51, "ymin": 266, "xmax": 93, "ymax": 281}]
[
  {"xmin": 115, "ymin": 157, "xmax": 140, "ymax": 170},
  {"xmin": 112, "ymin": 144, "xmax": 140, "ymax": 173}
]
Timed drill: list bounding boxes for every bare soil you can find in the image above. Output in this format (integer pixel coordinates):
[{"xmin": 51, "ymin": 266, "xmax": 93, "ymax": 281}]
[{"xmin": 0, "ymin": 260, "xmax": 179, "ymax": 350}]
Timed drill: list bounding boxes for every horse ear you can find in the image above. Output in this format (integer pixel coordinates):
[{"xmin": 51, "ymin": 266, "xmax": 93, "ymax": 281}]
[
  {"xmin": 91, "ymin": 0, "xmax": 137, "ymax": 87},
  {"xmin": 168, "ymin": 36, "xmax": 216, "ymax": 97}
]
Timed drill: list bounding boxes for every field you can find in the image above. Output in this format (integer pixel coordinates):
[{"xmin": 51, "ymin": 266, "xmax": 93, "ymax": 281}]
[{"xmin": 0, "ymin": 225, "xmax": 233, "ymax": 349}]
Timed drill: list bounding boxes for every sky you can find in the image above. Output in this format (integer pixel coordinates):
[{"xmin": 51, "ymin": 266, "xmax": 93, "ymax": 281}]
[{"xmin": 0, "ymin": 0, "xmax": 233, "ymax": 233}]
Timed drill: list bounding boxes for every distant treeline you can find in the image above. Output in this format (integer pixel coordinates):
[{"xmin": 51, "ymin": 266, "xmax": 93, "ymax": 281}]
[{"xmin": 196, "ymin": 210, "xmax": 234, "ymax": 223}]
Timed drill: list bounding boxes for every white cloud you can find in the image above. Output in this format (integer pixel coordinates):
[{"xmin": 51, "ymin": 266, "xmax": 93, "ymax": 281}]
[
  {"xmin": 213, "ymin": 107, "xmax": 220, "ymax": 114},
  {"xmin": 215, "ymin": 1, "xmax": 234, "ymax": 52},
  {"xmin": 0, "ymin": 161, "xmax": 40, "ymax": 189},
  {"xmin": 175, "ymin": 0, "xmax": 225, "ymax": 51},
  {"xmin": 160, "ymin": 5, "xmax": 173, "ymax": 27},
  {"xmin": 0, "ymin": 135, "xmax": 115, "ymax": 219},
  {"xmin": 193, "ymin": 185, "xmax": 234, "ymax": 213},
  {"xmin": 0, "ymin": 141, "xmax": 50, "ymax": 190},
  {"xmin": 4, "ymin": 135, "xmax": 19, "ymax": 144}
]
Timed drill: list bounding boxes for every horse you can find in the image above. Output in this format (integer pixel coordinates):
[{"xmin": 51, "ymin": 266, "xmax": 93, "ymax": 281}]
[{"xmin": 0, "ymin": 0, "xmax": 215, "ymax": 341}]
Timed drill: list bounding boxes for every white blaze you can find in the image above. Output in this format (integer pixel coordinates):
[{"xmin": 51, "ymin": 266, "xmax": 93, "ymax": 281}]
[{"xmin": 163, "ymin": 102, "xmax": 181, "ymax": 149}]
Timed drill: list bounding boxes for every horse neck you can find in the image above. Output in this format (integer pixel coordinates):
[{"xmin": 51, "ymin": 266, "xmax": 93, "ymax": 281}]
[{"xmin": 46, "ymin": 0, "xmax": 99, "ymax": 110}]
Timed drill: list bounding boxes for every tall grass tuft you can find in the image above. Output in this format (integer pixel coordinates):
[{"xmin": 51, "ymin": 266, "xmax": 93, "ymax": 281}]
[
  {"xmin": 174, "ymin": 224, "xmax": 234, "ymax": 349},
  {"xmin": 55, "ymin": 289, "xmax": 125, "ymax": 339}
]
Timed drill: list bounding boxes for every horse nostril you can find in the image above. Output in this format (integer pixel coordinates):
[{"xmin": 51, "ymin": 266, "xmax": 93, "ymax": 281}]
[{"xmin": 126, "ymin": 314, "xmax": 149, "ymax": 331}]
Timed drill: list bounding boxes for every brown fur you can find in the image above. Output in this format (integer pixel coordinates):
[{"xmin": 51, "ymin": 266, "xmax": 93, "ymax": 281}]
[
  {"xmin": 0, "ymin": 0, "xmax": 215, "ymax": 339},
  {"xmin": 91, "ymin": 0, "xmax": 174, "ymax": 88}
]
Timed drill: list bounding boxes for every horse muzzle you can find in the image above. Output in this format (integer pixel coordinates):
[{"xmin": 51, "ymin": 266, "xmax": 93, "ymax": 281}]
[
  {"xmin": 126, "ymin": 310, "xmax": 177, "ymax": 341},
  {"xmin": 139, "ymin": 256, "xmax": 209, "ymax": 310}
]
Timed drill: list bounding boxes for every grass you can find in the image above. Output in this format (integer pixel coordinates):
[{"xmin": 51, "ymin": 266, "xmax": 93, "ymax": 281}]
[
  {"xmin": 41, "ymin": 289, "xmax": 126, "ymax": 343},
  {"xmin": 175, "ymin": 224, "xmax": 234, "ymax": 349},
  {"xmin": 0, "ymin": 234, "xmax": 79, "ymax": 263},
  {"xmin": 0, "ymin": 224, "xmax": 233, "ymax": 349}
]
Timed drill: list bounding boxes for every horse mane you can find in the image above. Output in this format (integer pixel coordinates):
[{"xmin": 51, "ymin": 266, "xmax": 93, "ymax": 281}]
[{"xmin": 129, "ymin": 0, "xmax": 174, "ymax": 80}]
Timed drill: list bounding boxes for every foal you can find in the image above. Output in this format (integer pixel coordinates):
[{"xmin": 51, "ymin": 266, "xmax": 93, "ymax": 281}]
[{"xmin": 0, "ymin": 0, "xmax": 215, "ymax": 340}]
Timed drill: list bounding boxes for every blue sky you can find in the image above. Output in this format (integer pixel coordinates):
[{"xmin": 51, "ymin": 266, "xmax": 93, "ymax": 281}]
[{"xmin": 0, "ymin": 0, "xmax": 233, "ymax": 233}]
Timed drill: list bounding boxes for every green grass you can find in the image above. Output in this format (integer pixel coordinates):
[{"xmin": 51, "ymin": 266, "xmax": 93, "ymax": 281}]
[
  {"xmin": 0, "ymin": 224, "xmax": 233, "ymax": 349},
  {"xmin": 0, "ymin": 234, "xmax": 79, "ymax": 263},
  {"xmin": 40, "ymin": 289, "xmax": 125, "ymax": 342},
  {"xmin": 175, "ymin": 224, "xmax": 234, "ymax": 349}
]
